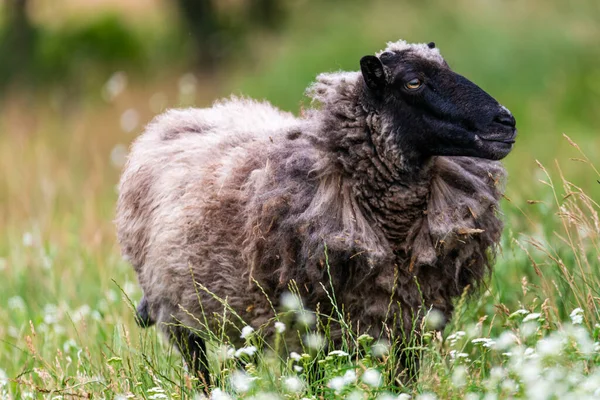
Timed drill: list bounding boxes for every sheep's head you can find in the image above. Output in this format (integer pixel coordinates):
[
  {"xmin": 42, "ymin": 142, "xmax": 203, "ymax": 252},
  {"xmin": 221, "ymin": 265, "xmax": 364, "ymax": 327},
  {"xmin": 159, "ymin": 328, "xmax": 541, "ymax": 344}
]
[{"xmin": 360, "ymin": 40, "xmax": 516, "ymax": 161}]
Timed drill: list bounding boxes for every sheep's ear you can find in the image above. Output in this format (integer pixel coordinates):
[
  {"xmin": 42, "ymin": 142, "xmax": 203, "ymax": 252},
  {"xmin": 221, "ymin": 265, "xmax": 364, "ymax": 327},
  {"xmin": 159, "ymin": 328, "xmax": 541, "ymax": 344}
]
[
  {"xmin": 360, "ymin": 55, "xmax": 386, "ymax": 93},
  {"xmin": 427, "ymin": 42, "xmax": 436, "ymax": 49}
]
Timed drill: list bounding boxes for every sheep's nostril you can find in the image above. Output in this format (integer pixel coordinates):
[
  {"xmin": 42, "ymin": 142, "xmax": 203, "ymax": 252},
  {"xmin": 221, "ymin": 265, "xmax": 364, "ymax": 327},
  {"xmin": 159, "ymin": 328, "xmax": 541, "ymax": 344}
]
[{"xmin": 493, "ymin": 112, "xmax": 516, "ymax": 128}]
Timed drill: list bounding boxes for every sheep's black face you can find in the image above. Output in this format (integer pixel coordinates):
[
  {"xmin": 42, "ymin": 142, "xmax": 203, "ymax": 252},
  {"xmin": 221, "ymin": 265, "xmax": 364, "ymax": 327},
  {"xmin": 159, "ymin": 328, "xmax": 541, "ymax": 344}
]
[{"xmin": 360, "ymin": 43, "xmax": 517, "ymax": 161}]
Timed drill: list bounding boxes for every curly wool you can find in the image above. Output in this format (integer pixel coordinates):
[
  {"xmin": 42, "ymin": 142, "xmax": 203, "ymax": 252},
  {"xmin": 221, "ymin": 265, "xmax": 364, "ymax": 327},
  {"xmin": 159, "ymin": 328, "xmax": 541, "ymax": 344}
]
[{"xmin": 116, "ymin": 56, "xmax": 505, "ymax": 347}]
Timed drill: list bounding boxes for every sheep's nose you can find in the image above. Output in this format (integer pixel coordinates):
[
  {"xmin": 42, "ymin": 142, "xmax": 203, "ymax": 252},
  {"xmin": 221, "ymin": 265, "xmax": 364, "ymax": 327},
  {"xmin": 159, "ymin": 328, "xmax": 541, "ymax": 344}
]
[{"xmin": 493, "ymin": 109, "xmax": 516, "ymax": 128}]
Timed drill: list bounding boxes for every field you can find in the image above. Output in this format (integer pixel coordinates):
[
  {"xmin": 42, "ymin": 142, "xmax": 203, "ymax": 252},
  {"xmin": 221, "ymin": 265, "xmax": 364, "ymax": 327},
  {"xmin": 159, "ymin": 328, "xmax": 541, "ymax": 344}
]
[{"xmin": 1, "ymin": 0, "xmax": 599, "ymax": 398}]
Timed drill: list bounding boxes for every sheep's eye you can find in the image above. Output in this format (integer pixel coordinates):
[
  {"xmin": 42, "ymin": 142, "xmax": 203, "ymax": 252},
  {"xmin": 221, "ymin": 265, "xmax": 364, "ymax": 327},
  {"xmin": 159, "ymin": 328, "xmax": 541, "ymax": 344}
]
[{"xmin": 405, "ymin": 78, "xmax": 422, "ymax": 90}]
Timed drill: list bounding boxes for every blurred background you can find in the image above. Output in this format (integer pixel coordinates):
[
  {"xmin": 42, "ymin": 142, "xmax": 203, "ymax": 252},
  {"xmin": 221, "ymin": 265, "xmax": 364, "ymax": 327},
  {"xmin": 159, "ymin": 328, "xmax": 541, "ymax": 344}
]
[{"xmin": 0, "ymin": 0, "xmax": 599, "ymax": 393}]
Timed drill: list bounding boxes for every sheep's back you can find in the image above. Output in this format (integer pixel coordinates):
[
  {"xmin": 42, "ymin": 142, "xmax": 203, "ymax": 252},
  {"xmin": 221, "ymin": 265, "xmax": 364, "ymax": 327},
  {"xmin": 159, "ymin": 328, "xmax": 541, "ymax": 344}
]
[{"xmin": 115, "ymin": 98, "xmax": 304, "ymax": 328}]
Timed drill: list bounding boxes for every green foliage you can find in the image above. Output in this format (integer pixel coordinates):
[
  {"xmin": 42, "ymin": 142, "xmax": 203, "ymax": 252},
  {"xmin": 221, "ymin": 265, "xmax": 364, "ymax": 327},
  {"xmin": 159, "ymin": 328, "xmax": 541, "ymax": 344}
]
[{"xmin": 0, "ymin": 13, "xmax": 188, "ymax": 93}]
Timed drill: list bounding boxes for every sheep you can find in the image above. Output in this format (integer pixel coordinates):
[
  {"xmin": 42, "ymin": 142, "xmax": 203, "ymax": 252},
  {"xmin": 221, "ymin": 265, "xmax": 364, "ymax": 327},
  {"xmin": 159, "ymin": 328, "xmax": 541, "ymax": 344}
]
[{"xmin": 116, "ymin": 39, "xmax": 516, "ymax": 381}]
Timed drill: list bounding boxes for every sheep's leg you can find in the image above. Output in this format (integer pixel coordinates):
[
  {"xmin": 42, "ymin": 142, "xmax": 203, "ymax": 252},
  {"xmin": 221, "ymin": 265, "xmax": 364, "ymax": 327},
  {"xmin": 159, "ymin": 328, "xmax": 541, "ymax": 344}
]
[
  {"xmin": 135, "ymin": 296, "xmax": 155, "ymax": 327},
  {"xmin": 169, "ymin": 326, "xmax": 211, "ymax": 387}
]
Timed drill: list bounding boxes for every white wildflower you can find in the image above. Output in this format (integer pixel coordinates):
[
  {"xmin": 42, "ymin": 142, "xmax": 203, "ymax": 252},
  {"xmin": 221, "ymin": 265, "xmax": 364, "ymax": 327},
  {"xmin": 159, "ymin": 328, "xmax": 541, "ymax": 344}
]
[
  {"xmin": 120, "ymin": 109, "xmax": 139, "ymax": 133},
  {"xmin": 536, "ymin": 336, "xmax": 562, "ymax": 357},
  {"xmin": 447, "ymin": 331, "xmax": 466, "ymax": 346},
  {"xmin": 501, "ymin": 378, "xmax": 517, "ymax": 393},
  {"xmin": 524, "ymin": 347, "xmax": 537, "ymax": 358},
  {"xmin": 248, "ymin": 393, "xmax": 281, "ymax": 400},
  {"xmin": 522, "ymin": 313, "xmax": 541, "ymax": 323},
  {"xmin": 8, "ymin": 296, "xmax": 25, "ymax": 311},
  {"xmin": 472, "ymin": 338, "xmax": 495, "ymax": 348},
  {"xmin": 570, "ymin": 308, "xmax": 584, "ymax": 325},
  {"xmin": 281, "ymin": 292, "xmax": 302, "ymax": 311},
  {"xmin": 297, "ymin": 311, "xmax": 316, "ymax": 326},
  {"xmin": 571, "ymin": 325, "xmax": 595, "ymax": 355},
  {"xmin": 289, "ymin": 352, "xmax": 301, "ymax": 361},
  {"xmin": 240, "ymin": 325, "xmax": 254, "ymax": 339},
  {"xmin": 342, "ymin": 369, "xmax": 357, "ymax": 384},
  {"xmin": 275, "ymin": 321, "xmax": 286, "ymax": 334},
  {"xmin": 22, "ymin": 232, "xmax": 34, "ymax": 247},
  {"xmin": 361, "ymin": 369, "xmax": 382, "ymax": 387},
  {"xmin": 106, "ymin": 290, "xmax": 119, "ymax": 303},
  {"xmin": 294, "ymin": 365, "xmax": 303, "ymax": 372},
  {"xmin": 211, "ymin": 388, "xmax": 233, "ymax": 400},
  {"xmin": 525, "ymin": 379, "xmax": 551, "ymax": 400},
  {"xmin": 328, "ymin": 376, "xmax": 346, "ymax": 392},
  {"xmin": 63, "ymin": 338, "xmax": 78, "ymax": 353},
  {"xmin": 110, "ymin": 144, "xmax": 128, "ymax": 168},
  {"xmin": 284, "ymin": 376, "xmax": 304, "ymax": 393},
  {"xmin": 147, "ymin": 387, "xmax": 167, "ymax": 399},
  {"xmin": 372, "ymin": 340, "xmax": 390, "ymax": 357},
  {"xmin": 357, "ymin": 333, "xmax": 374, "ymax": 344},
  {"xmin": 0, "ymin": 369, "xmax": 7, "ymax": 387},
  {"xmin": 328, "ymin": 350, "xmax": 349, "ymax": 357},
  {"xmin": 230, "ymin": 370, "xmax": 254, "ymax": 393},
  {"xmin": 91, "ymin": 310, "xmax": 102, "ymax": 321},
  {"xmin": 8, "ymin": 326, "xmax": 19, "ymax": 338},
  {"xmin": 376, "ymin": 394, "xmax": 397, "ymax": 400},
  {"xmin": 496, "ymin": 331, "xmax": 517, "ymax": 350},
  {"xmin": 73, "ymin": 304, "xmax": 91, "ymax": 323},
  {"xmin": 102, "ymin": 71, "xmax": 127, "ymax": 101},
  {"xmin": 424, "ymin": 308, "xmax": 445, "ymax": 330},
  {"xmin": 235, "ymin": 346, "xmax": 257, "ymax": 358},
  {"xmin": 216, "ymin": 345, "xmax": 235, "ymax": 361},
  {"xmin": 178, "ymin": 73, "xmax": 197, "ymax": 97},
  {"xmin": 509, "ymin": 309, "xmax": 530, "ymax": 318},
  {"xmin": 41, "ymin": 254, "xmax": 52, "ymax": 270},
  {"xmin": 452, "ymin": 365, "xmax": 467, "ymax": 387},
  {"xmin": 43, "ymin": 304, "xmax": 60, "ymax": 325},
  {"xmin": 520, "ymin": 322, "xmax": 538, "ymax": 338},
  {"xmin": 346, "ymin": 391, "xmax": 364, "ymax": 400},
  {"xmin": 398, "ymin": 394, "xmax": 412, "ymax": 400},
  {"xmin": 449, "ymin": 350, "xmax": 469, "ymax": 360},
  {"xmin": 304, "ymin": 333, "xmax": 325, "ymax": 350},
  {"xmin": 416, "ymin": 393, "xmax": 437, "ymax": 400}
]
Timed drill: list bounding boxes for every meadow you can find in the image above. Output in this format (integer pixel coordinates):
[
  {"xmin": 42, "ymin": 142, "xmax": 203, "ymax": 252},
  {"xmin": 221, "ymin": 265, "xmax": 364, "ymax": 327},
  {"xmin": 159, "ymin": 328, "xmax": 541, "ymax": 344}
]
[{"xmin": 0, "ymin": 0, "xmax": 599, "ymax": 398}]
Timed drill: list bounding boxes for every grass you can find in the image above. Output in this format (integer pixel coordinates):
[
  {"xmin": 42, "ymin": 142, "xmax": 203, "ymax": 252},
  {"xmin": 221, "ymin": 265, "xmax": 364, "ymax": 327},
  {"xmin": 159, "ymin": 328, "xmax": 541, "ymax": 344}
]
[{"xmin": 1, "ymin": 0, "xmax": 600, "ymax": 398}]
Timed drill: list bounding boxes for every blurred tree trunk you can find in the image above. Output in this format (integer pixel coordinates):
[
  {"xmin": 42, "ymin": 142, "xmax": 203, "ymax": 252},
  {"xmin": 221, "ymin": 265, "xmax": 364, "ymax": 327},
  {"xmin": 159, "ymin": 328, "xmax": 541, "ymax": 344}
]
[
  {"xmin": 174, "ymin": 0, "xmax": 286, "ymax": 71},
  {"xmin": 249, "ymin": 0, "xmax": 285, "ymax": 29},
  {"xmin": 174, "ymin": 0, "xmax": 221, "ymax": 70},
  {"xmin": 1, "ymin": 0, "xmax": 35, "ymax": 88}
]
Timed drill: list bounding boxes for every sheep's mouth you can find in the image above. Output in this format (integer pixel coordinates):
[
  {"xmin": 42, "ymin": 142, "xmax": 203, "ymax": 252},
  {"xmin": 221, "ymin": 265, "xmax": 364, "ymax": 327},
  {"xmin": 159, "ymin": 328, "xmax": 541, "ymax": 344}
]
[
  {"xmin": 477, "ymin": 136, "xmax": 516, "ymax": 145},
  {"xmin": 475, "ymin": 129, "xmax": 517, "ymax": 145},
  {"xmin": 469, "ymin": 129, "xmax": 516, "ymax": 160}
]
